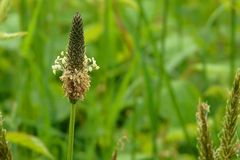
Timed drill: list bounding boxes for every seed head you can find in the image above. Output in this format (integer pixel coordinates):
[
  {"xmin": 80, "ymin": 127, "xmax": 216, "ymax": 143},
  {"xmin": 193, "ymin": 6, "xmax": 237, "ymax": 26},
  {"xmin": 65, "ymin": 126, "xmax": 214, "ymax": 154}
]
[
  {"xmin": 52, "ymin": 12, "xmax": 99, "ymax": 104},
  {"xmin": 196, "ymin": 103, "xmax": 214, "ymax": 160},
  {"xmin": 67, "ymin": 12, "xmax": 85, "ymax": 72},
  {"xmin": 215, "ymin": 70, "xmax": 240, "ymax": 159}
]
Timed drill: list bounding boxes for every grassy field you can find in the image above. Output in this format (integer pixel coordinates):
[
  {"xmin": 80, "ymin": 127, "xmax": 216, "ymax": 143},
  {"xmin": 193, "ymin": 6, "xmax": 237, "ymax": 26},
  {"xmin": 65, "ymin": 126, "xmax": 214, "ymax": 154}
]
[{"xmin": 0, "ymin": 0, "xmax": 239, "ymax": 159}]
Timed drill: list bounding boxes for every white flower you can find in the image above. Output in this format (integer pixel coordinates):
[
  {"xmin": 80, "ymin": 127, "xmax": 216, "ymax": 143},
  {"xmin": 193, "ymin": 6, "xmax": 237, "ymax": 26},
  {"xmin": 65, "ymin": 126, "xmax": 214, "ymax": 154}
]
[
  {"xmin": 87, "ymin": 57, "xmax": 100, "ymax": 72},
  {"xmin": 52, "ymin": 51, "xmax": 99, "ymax": 75},
  {"xmin": 52, "ymin": 51, "xmax": 68, "ymax": 74}
]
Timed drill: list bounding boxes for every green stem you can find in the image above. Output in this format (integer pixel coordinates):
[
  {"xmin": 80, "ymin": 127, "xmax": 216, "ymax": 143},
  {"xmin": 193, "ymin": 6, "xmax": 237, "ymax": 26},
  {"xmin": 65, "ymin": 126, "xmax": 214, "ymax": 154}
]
[
  {"xmin": 161, "ymin": 0, "xmax": 191, "ymax": 144},
  {"xmin": 137, "ymin": 1, "xmax": 158, "ymax": 158},
  {"xmin": 175, "ymin": 0, "xmax": 183, "ymax": 50},
  {"xmin": 230, "ymin": 0, "xmax": 236, "ymax": 84},
  {"xmin": 67, "ymin": 103, "xmax": 76, "ymax": 160},
  {"xmin": 137, "ymin": 0, "xmax": 190, "ymax": 148}
]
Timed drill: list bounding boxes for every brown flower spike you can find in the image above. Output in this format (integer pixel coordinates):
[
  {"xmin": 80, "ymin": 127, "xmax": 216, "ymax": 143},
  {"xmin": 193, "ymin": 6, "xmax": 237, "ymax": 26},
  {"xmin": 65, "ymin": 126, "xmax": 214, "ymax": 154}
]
[
  {"xmin": 66, "ymin": 12, "xmax": 85, "ymax": 72},
  {"xmin": 52, "ymin": 12, "xmax": 99, "ymax": 104}
]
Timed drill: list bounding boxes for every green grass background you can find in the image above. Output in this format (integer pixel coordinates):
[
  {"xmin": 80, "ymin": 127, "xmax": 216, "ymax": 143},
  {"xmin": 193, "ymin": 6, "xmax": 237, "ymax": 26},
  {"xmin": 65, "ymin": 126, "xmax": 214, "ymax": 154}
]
[{"xmin": 0, "ymin": 0, "xmax": 239, "ymax": 159}]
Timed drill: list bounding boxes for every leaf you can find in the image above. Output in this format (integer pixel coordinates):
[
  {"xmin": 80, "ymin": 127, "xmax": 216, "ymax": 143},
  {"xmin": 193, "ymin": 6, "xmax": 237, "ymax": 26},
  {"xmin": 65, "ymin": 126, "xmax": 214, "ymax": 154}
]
[
  {"xmin": 6, "ymin": 132, "xmax": 54, "ymax": 159},
  {"xmin": 165, "ymin": 34, "xmax": 197, "ymax": 72},
  {"xmin": 0, "ymin": 32, "xmax": 27, "ymax": 40},
  {"xmin": 193, "ymin": 63, "xmax": 230, "ymax": 83},
  {"xmin": 166, "ymin": 124, "xmax": 197, "ymax": 143},
  {"xmin": 160, "ymin": 80, "xmax": 200, "ymax": 124},
  {"xmin": 85, "ymin": 23, "xmax": 103, "ymax": 44},
  {"xmin": 0, "ymin": 0, "xmax": 10, "ymax": 23},
  {"xmin": 117, "ymin": 0, "xmax": 139, "ymax": 11},
  {"xmin": 205, "ymin": 4, "xmax": 225, "ymax": 28}
]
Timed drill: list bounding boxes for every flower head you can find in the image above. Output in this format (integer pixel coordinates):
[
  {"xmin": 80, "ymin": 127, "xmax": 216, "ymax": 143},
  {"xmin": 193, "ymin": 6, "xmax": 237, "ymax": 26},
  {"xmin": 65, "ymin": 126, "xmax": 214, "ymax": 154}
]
[
  {"xmin": 66, "ymin": 12, "xmax": 85, "ymax": 72},
  {"xmin": 52, "ymin": 12, "xmax": 99, "ymax": 104}
]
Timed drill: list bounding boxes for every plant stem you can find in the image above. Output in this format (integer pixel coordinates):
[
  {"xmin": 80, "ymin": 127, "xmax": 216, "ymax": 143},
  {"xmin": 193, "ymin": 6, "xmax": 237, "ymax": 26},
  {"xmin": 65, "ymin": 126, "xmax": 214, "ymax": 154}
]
[
  {"xmin": 137, "ymin": 1, "xmax": 158, "ymax": 158},
  {"xmin": 138, "ymin": 0, "xmax": 190, "ymax": 147},
  {"xmin": 230, "ymin": 0, "xmax": 236, "ymax": 84},
  {"xmin": 67, "ymin": 103, "xmax": 76, "ymax": 160},
  {"xmin": 175, "ymin": 0, "xmax": 183, "ymax": 49},
  {"xmin": 161, "ymin": 0, "xmax": 191, "ymax": 144}
]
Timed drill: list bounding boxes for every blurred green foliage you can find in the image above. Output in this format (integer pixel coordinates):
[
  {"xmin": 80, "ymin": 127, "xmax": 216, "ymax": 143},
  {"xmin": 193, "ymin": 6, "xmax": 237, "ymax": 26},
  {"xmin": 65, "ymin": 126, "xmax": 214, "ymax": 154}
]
[{"xmin": 0, "ymin": 0, "xmax": 239, "ymax": 159}]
